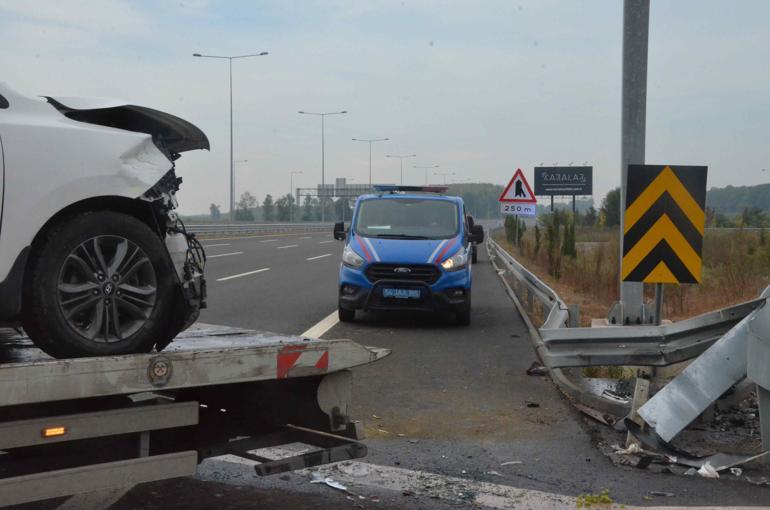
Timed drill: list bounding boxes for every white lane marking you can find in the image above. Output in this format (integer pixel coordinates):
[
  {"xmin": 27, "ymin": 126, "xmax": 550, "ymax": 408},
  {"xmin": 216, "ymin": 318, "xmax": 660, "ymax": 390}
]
[
  {"xmin": 276, "ymin": 244, "xmax": 299, "ymax": 249},
  {"xmin": 260, "ymin": 239, "xmax": 277, "ymax": 243},
  {"xmin": 299, "ymin": 236, "xmax": 313, "ymax": 239},
  {"xmin": 207, "ymin": 251, "xmax": 243, "ymax": 258},
  {"xmin": 201, "ymin": 243, "xmax": 231, "ymax": 248},
  {"xmin": 306, "ymin": 253, "xmax": 333, "ymax": 261},
  {"xmin": 319, "ymin": 240, "xmax": 335, "ymax": 244},
  {"xmin": 216, "ymin": 268, "xmax": 270, "ymax": 282},
  {"xmin": 301, "ymin": 310, "xmax": 339, "ymax": 338}
]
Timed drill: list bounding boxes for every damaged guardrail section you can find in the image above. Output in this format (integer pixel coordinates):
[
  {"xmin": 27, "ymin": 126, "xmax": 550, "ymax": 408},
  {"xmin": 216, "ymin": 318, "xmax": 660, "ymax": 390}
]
[{"xmin": 487, "ymin": 235, "xmax": 770, "ymax": 464}]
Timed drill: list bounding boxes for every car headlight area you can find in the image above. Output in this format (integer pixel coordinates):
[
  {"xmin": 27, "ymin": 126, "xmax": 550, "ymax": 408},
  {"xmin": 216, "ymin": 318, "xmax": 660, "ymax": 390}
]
[
  {"xmin": 342, "ymin": 244, "xmax": 365, "ymax": 268},
  {"xmin": 441, "ymin": 249, "xmax": 468, "ymax": 272}
]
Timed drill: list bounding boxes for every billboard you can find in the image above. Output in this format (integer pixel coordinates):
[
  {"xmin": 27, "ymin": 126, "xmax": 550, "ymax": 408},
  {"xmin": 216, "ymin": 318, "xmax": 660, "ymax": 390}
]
[{"xmin": 534, "ymin": 166, "xmax": 592, "ymax": 196}]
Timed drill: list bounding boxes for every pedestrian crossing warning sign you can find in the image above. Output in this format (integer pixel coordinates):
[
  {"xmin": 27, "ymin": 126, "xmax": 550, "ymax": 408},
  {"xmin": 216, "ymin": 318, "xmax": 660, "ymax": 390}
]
[
  {"xmin": 622, "ymin": 165, "xmax": 708, "ymax": 284},
  {"xmin": 499, "ymin": 169, "xmax": 537, "ymax": 216}
]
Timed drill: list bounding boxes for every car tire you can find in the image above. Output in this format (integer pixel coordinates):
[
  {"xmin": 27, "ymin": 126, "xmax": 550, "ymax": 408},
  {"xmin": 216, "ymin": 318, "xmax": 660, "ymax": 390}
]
[
  {"xmin": 471, "ymin": 246, "xmax": 478, "ymax": 264},
  {"xmin": 456, "ymin": 291, "xmax": 471, "ymax": 326},
  {"xmin": 23, "ymin": 211, "xmax": 179, "ymax": 358},
  {"xmin": 338, "ymin": 306, "xmax": 355, "ymax": 322}
]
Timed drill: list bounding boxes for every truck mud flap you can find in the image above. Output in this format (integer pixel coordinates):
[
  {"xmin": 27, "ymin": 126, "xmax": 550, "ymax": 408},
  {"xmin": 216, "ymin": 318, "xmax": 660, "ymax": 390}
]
[{"xmin": 220, "ymin": 424, "xmax": 367, "ymax": 476}]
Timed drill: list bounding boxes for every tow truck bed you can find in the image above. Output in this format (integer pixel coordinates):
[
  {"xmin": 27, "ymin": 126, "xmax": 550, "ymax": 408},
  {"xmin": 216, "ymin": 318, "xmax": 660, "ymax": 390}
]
[{"xmin": 0, "ymin": 324, "xmax": 389, "ymax": 506}]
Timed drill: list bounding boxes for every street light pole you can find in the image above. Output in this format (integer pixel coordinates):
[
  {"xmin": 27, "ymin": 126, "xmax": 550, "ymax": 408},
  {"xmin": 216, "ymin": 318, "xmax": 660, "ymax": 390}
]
[
  {"xmin": 193, "ymin": 51, "xmax": 268, "ymax": 222},
  {"xmin": 414, "ymin": 164, "xmax": 439, "ymax": 185},
  {"xmin": 298, "ymin": 110, "xmax": 348, "ymax": 222},
  {"xmin": 352, "ymin": 138, "xmax": 389, "ymax": 188},
  {"xmin": 385, "ymin": 154, "xmax": 416, "ymax": 185},
  {"xmin": 434, "ymin": 172, "xmax": 455, "ymax": 185}
]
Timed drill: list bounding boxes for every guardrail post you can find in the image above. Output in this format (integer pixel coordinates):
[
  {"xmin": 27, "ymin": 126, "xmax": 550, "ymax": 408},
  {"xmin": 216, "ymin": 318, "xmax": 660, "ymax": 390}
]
[
  {"xmin": 626, "ymin": 373, "xmax": 651, "ymax": 448},
  {"xmin": 568, "ymin": 305, "xmax": 580, "ymax": 328}
]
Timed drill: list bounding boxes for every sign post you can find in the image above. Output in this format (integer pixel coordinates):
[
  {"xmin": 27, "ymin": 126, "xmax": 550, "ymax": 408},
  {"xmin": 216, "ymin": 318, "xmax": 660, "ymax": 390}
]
[{"xmin": 499, "ymin": 169, "xmax": 537, "ymax": 217}]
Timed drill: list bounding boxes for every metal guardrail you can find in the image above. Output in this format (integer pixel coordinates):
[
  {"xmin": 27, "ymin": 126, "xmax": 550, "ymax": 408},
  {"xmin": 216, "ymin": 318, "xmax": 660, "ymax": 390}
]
[{"xmin": 187, "ymin": 223, "xmax": 334, "ymax": 236}]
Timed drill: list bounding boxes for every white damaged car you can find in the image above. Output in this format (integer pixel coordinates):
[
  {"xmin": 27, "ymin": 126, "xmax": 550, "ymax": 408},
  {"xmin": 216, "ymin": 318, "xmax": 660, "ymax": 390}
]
[{"xmin": 0, "ymin": 83, "xmax": 208, "ymax": 358}]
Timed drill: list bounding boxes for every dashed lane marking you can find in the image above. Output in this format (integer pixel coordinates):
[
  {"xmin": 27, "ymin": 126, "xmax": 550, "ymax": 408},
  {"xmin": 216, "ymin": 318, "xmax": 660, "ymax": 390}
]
[
  {"xmin": 207, "ymin": 252, "xmax": 243, "ymax": 258},
  {"xmin": 306, "ymin": 253, "xmax": 333, "ymax": 261},
  {"xmin": 201, "ymin": 243, "xmax": 231, "ymax": 248},
  {"xmin": 216, "ymin": 268, "xmax": 270, "ymax": 282},
  {"xmin": 277, "ymin": 244, "xmax": 299, "ymax": 249},
  {"xmin": 301, "ymin": 309, "xmax": 339, "ymax": 338}
]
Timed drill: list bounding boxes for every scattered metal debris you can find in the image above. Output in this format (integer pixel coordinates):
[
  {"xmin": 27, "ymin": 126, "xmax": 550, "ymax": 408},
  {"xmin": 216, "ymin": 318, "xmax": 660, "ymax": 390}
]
[
  {"xmin": 746, "ymin": 476, "xmax": 770, "ymax": 486},
  {"xmin": 730, "ymin": 467, "xmax": 743, "ymax": 477},
  {"xmin": 525, "ymin": 400, "xmax": 540, "ymax": 408},
  {"xmin": 697, "ymin": 463, "xmax": 719, "ymax": 479},
  {"xmin": 526, "ymin": 361, "xmax": 548, "ymax": 376},
  {"xmin": 309, "ymin": 473, "xmax": 349, "ymax": 491},
  {"xmin": 500, "ymin": 461, "xmax": 522, "ymax": 466},
  {"xmin": 649, "ymin": 491, "xmax": 675, "ymax": 497}
]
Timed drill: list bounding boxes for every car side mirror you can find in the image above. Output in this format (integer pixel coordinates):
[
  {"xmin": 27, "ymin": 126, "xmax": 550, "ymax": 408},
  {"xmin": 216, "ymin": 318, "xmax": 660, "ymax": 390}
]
[
  {"xmin": 467, "ymin": 215, "xmax": 475, "ymax": 228},
  {"xmin": 333, "ymin": 221, "xmax": 346, "ymax": 241},
  {"xmin": 471, "ymin": 224, "xmax": 484, "ymax": 243}
]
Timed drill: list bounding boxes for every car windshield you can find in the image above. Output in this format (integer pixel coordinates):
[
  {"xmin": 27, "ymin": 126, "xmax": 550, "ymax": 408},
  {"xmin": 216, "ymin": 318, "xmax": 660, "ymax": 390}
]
[{"xmin": 355, "ymin": 198, "xmax": 459, "ymax": 239}]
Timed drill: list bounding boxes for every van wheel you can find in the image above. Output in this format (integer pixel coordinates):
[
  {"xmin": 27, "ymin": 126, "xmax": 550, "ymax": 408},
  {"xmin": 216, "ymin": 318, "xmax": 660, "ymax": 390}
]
[
  {"xmin": 338, "ymin": 306, "xmax": 355, "ymax": 322},
  {"xmin": 471, "ymin": 246, "xmax": 478, "ymax": 264},
  {"xmin": 23, "ymin": 211, "xmax": 177, "ymax": 358}
]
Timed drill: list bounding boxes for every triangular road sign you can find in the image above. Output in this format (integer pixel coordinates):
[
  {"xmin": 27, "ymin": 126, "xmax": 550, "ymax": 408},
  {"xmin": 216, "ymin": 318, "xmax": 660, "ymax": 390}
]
[{"xmin": 499, "ymin": 169, "xmax": 537, "ymax": 203}]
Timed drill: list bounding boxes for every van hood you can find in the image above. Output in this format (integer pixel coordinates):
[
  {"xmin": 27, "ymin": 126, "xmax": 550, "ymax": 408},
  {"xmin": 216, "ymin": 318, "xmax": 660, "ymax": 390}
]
[
  {"xmin": 45, "ymin": 96, "xmax": 209, "ymax": 155},
  {"xmin": 352, "ymin": 235, "xmax": 463, "ymax": 265}
]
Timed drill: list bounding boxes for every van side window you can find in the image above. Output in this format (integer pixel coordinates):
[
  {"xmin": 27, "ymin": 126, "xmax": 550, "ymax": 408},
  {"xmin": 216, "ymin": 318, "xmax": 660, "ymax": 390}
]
[{"xmin": 0, "ymin": 94, "xmax": 8, "ymax": 109}]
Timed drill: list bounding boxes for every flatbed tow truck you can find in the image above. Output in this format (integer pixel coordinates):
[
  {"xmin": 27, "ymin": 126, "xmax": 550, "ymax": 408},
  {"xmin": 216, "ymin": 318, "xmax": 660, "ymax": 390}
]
[{"xmin": 0, "ymin": 324, "xmax": 389, "ymax": 506}]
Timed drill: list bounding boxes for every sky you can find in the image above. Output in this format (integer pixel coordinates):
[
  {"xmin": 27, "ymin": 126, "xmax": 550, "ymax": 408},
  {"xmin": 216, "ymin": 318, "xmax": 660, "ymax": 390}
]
[{"xmin": 1, "ymin": 0, "xmax": 769, "ymax": 215}]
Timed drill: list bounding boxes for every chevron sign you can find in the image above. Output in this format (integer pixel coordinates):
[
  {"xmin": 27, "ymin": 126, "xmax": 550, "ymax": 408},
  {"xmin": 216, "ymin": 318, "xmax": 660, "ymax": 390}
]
[{"xmin": 622, "ymin": 165, "xmax": 708, "ymax": 284}]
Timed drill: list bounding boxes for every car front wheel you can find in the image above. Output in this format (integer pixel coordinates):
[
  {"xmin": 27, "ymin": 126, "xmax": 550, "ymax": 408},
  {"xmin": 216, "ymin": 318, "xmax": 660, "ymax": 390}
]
[{"xmin": 23, "ymin": 211, "xmax": 179, "ymax": 358}]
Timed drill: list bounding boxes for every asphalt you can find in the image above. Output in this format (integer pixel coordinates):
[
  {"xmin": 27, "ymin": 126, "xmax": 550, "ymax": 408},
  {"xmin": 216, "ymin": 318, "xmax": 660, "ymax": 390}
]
[{"xmin": 8, "ymin": 230, "xmax": 770, "ymax": 509}]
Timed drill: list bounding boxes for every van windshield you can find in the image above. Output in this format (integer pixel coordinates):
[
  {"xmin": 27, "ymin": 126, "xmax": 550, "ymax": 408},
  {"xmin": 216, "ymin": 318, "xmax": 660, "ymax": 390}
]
[{"xmin": 355, "ymin": 198, "xmax": 459, "ymax": 239}]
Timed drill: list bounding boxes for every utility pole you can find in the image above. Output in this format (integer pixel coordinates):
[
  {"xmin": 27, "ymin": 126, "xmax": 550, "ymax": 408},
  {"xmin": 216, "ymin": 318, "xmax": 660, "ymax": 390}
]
[
  {"xmin": 414, "ymin": 164, "xmax": 439, "ymax": 185},
  {"xmin": 615, "ymin": 0, "xmax": 650, "ymax": 325}
]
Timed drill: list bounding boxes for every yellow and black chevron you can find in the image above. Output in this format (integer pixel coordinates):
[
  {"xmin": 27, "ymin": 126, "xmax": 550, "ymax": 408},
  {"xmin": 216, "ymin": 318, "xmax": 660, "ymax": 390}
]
[{"xmin": 622, "ymin": 165, "xmax": 708, "ymax": 284}]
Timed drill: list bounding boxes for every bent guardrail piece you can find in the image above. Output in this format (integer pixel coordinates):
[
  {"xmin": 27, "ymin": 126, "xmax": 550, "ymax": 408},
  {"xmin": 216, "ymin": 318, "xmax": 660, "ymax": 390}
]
[{"xmin": 638, "ymin": 288, "xmax": 770, "ymax": 444}]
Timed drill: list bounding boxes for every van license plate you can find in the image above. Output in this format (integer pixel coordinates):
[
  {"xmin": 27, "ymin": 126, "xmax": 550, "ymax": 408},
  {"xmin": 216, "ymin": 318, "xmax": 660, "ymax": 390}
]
[{"xmin": 382, "ymin": 288, "xmax": 421, "ymax": 299}]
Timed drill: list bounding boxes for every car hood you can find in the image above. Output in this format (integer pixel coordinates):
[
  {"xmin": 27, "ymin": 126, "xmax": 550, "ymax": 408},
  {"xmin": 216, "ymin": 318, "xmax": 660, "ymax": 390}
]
[
  {"xmin": 352, "ymin": 235, "xmax": 463, "ymax": 265},
  {"xmin": 45, "ymin": 96, "xmax": 209, "ymax": 155}
]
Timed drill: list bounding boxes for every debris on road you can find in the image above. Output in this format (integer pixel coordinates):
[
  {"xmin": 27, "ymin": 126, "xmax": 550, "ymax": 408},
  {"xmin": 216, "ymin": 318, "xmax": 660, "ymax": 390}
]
[
  {"xmin": 526, "ymin": 361, "xmax": 548, "ymax": 376},
  {"xmin": 730, "ymin": 467, "xmax": 743, "ymax": 477},
  {"xmin": 486, "ymin": 470, "xmax": 504, "ymax": 477},
  {"xmin": 697, "ymin": 463, "xmax": 719, "ymax": 479},
  {"xmin": 500, "ymin": 461, "xmax": 523, "ymax": 466},
  {"xmin": 309, "ymin": 473, "xmax": 349, "ymax": 491},
  {"xmin": 649, "ymin": 491, "xmax": 675, "ymax": 497},
  {"xmin": 525, "ymin": 400, "xmax": 540, "ymax": 408},
  {"xmin": 746, "ymin": 476, "xmax": 770, "ymax": 486}
]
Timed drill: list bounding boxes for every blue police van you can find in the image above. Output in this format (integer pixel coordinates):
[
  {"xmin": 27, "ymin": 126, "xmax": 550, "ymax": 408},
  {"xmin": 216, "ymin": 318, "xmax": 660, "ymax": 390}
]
[{"xmin": 333, "ymin": 186, "xmax": 484, "ymax": 325}]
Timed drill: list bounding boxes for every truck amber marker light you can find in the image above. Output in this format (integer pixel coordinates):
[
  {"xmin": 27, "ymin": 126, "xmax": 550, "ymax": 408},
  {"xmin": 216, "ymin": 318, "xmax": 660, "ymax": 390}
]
[{"xmin": 42, "ymin": 426, "xmax": 67, "ymax": 438}]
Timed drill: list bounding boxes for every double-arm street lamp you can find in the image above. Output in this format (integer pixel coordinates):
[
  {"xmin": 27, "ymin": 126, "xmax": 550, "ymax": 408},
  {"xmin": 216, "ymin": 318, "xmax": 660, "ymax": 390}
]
[
  {"xmin": 434, "ymin": 171, "xmax": 456, "ymax": 185},
  {"xmin": 193, "ymin": 51, "xmax": 269, "ymax": 221},
  {"xmin": 298, "ymin": 110, "xmax": 348, "ymax": 222},
  {"xmin": 352, "ymin": 138, "xmax": 389, "ymax": 188},
  {"xmin": 385, "ymin": 154, "xmax": 416, "ymax": 185},
  {"xmin": 413, "ymin": 164, "xmax": 439, "ymax": 185}
]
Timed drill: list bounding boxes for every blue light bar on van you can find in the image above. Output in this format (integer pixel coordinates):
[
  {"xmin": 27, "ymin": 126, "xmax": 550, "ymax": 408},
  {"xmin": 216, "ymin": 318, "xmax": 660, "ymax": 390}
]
[{"xmin": 373, "ymin": 185, "xmax": 449, "ymax": 193}]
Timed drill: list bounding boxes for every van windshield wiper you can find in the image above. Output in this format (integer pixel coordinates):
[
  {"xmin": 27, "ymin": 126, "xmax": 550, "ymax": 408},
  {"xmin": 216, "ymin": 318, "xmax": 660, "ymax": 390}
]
[{"xmin": 374, "ymin": 234, "xmax": 429, "ymax": 240}]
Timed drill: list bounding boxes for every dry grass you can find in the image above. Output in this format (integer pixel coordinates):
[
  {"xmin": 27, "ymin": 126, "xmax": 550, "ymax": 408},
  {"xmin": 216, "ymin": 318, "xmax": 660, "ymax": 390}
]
[{"xmin": 495, "ymin": 226, "xmax": 770, "ymax": 324}]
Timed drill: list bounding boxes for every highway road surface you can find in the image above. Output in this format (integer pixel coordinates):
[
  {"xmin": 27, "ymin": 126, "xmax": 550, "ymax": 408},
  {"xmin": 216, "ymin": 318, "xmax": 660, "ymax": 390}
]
[{"xmin": 17, "ymin": 228, "xmax": 770, "ymax": 509}]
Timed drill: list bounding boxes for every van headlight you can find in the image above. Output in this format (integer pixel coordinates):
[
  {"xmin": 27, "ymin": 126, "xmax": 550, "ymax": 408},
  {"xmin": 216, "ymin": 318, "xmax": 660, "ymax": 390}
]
[
  {"xmin": 441, "ymin": 250, "xmax": 468, "ymax": 272},
  {"xmin": 342, "ymin": 244, "xmax": 365, "ymax": 268}
]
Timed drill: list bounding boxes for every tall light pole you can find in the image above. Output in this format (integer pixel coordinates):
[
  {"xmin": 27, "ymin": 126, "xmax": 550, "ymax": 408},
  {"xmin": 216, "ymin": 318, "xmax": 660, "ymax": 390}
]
[
  {"xmin": 193, "ymin": 51, "xmax": 268, "ymax": 221},
  {"xmin": 234, "ymin": 159, "xmax": 248, "ymax": 212},
  {"xmin": 434, "ymin": 172, "xmax": 455, "ymax": 185},
  {"xmin": 352, "ymin": 138, "xmax": 389, "ymax": 188},
  {"xmin": 298, "ymin": 110, "xmax": 348, "ymax": 222},
  {"xmin": 290, "ymin": 171, "xmax": 302, "ymax": 222},
  {"xmin": 385, "ymin": 154, "xmax": 416, "ymax": 185},
  {"xmin": 414, "ymin": 164, "xmax": 439, "ymax": 185}
]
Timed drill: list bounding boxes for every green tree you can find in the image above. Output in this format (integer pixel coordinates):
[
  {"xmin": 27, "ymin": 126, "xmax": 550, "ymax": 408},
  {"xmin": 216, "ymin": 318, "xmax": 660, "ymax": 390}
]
[
  {"xmin": 301, "ymin": 194, "xmax": 315, "ymax": 221},
  {"xmin": 275, "ymin": 194, "xmax": 294, "ymax": 222},
  {"xmin": 235, "ymin": 192, "xmax": 256, "ymax": 222},
  {"xmin": 209, "ymin": 203, "xmax": 221, "ymax": 221},
  {"xmin": 262, "ymin": 194, "xmax": 275, "ymax": 222},
  {"xmin": 583, "ymin": 206, "xmax": 597, "ymax": 226},
  {"xmin": 600, "ymin": 187, "xmax": 621, "ymax": 227}
]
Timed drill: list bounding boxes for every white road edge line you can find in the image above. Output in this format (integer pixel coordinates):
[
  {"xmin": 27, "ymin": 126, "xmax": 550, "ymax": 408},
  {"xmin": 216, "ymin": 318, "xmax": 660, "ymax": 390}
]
[
  {"xmin": 319, "ymin": 240, "xmax": 334, "ymax": 244},
  {"xmin": 306, "ymin": 253, "xmax": 332, "ymax": 261},
  {"xmin": 201, "ymin": 243, "xmax": 231, "ymax": 248},
  {"xmin": 301, "ymin": 309, "xmax": 339, "ymax": 338},
  {"xmin": 216, "ymin": 268, "xmax": 270, "ymax": 282},
  {"xmin": 207, "ymin": 252, "xmax": 243, "ymax": 258},
  {"xmin": 299, "ymin": 236, "xmax": 313, "ymax": 239},
  {"xmin": 276, "ymin": 244, "xmax": 299, "ymax": 249}
]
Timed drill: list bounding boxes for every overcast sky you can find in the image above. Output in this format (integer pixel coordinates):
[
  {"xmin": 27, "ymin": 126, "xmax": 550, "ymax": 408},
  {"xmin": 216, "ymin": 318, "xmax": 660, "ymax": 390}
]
[{"xmin": 1, "ymin": 0, "xmax": 769, "ymax": 215}]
